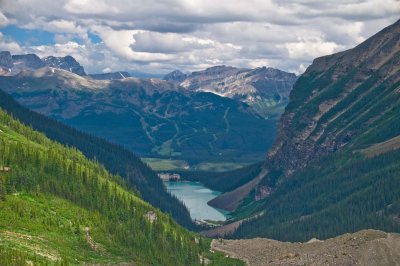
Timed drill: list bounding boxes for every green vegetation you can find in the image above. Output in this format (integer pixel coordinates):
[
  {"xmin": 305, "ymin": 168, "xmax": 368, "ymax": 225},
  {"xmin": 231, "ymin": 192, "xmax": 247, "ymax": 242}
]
[
  {"xmin": 0, "ymin": 71, "xmax": 277, "ymax": 165},
  {"xmin": 177, "ymin": 162, "xmax": 263, "ymax": 193},
  {"xmin": 249, "ymin": 97, "xmax": 288, "ymax": 120},
  {"xmin": 192, "ymin": 161, "xmax": 253, "ymax": 172},
  {"xmin": 142, "ymin": 157, "xmax": 189, "ymax": 171},
  {"xmin": 233, "ymin": 21, "xmax": 400, "ymax": 241},
  {"xmin": 234, "ymin": 149, "xmax": 400, "ymax": 241},
  {"xmin": 0, "ymin": 108, "xmax": 243, "ymax": 265},
  {"xmin": 143, "ymin": 157, "xmax": 254, "ymax": 172},
  {"xmin": 0, "ymin": 89, "xmax": 194, "ymax": 229}
]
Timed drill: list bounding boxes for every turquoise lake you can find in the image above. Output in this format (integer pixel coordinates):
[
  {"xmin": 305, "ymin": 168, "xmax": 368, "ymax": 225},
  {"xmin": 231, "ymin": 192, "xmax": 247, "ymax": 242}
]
[{"xmin": 164, "ymin": 181, "xmax": 229, "ymax": 221}]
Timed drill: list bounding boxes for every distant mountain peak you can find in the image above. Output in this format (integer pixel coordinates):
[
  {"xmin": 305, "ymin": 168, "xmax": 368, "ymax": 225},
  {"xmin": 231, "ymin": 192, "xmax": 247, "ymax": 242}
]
[
  {"xmin": 42, "ymin": 55, "xmax": 86, "ymax": 76},
  {"xmin": 0, "ymin": 51, "xmax": 86, "ymax": 76},
  {"xmin": 180, "ymin": 65, "xmax": 297, "ymax": 118},
  {"xmin": 11, "ymin": 53, "xmax": 45, "ymax": 70},
  {"xmin": 163, "ymin": 70, "xmax": 187, "ymax": 82}
]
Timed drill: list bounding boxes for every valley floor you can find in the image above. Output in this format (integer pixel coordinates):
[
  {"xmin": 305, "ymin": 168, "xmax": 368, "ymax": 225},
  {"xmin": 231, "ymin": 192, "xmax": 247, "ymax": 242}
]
[{"xmin": 212, "ymin": 230, "xmax": 400, "ymax": 266}]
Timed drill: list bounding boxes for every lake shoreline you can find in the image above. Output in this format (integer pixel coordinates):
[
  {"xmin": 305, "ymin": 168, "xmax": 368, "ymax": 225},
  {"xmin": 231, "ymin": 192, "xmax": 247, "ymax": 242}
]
[{"xmin": 164, "ymin": 180, "xmax": 230, "ymax": 222}]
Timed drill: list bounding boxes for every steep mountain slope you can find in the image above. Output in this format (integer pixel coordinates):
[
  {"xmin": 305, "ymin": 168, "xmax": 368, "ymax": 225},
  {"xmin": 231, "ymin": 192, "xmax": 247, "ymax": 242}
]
[
  {"xmin": 42, "ymin": 55, "xmax": 86, "ymax": 76},
  {"xmin": 0, "ymin": 88, "xmax": 194, "ymax": 229},
  {"xmin": 174, "ymin": 65, "xmax": 297, "ymax": 118},
  {"xmin": 88, "ymin": 71, "xmax": 132, "ymax": 80},
  {"xmin": 0, "ymin": 68, "xmax": 276, "ymax": 165},
  {"xmin": 265, "ymin": 18, "xmax": 400, "ymax": 174},
  {"xmin": 0, "ymin": 52, "xmax": 86, "ymax": 76},
  {"xmin": 163, "ymin": 70, "xmax": 187, "ymax": 83},
  {"xmin": 0, "ymin": 108, "xmax": 245, "ymax": 265},
  {"xmin": 0, "ymin": 108, "xmax": 200, "ymax": 265},
  {"xmin": 213, "ymin": 20, "xmax": 400, "ymax": 240}
]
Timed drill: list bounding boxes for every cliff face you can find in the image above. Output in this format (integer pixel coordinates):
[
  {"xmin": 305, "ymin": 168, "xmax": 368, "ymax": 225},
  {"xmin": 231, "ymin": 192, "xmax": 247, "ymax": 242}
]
[
  {"xmin": 209, "ymin": 20, "xmax": 400, "ymax": 213},
  {"xmin": 266, "ymin": 19, "xmax": 400, "ymax": 174},
  {"xmin": 0, "ymin": 52, "xmax": 86, "ymax": 76}
]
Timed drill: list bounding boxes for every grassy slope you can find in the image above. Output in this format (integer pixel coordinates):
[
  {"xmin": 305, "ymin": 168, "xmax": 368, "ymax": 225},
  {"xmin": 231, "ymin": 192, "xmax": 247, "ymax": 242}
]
[
  {"xmin": 0, "ymin": 88, "xmax": 195, "ymax": 229},
  {"xmin": 0, "ymin": 109, "xmax": 243, "ymax": 265}
]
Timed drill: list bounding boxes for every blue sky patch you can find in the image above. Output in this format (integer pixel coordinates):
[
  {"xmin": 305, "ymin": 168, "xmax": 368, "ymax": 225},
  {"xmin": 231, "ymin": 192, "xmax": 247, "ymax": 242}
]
[
  {"xmin": 88, "ymin": 32, "xmax": 102, "ymax": 44},
  {"xmin": 1, "ymin": 25, "xmax": 55, "ymax": 46}
]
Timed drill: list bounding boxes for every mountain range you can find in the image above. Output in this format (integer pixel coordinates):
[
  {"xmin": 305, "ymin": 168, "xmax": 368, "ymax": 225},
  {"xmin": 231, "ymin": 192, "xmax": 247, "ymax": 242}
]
[
  {"xmin": 206, "ymin": 19, "xmax": 400, "ymax": 242},
  {"xmin": 165, "ymin": 66, "xmax": 297, "ymax": 119},
  {"xmin": 0, "ymin": 57, "xmax": 294, "ymax": 166}
]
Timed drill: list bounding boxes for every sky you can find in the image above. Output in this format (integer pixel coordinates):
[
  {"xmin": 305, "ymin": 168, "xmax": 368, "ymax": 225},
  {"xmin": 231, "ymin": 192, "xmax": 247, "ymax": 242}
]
[{"xmin": 0, "ymin": 0, "xmax": 398, "ymax": 75}]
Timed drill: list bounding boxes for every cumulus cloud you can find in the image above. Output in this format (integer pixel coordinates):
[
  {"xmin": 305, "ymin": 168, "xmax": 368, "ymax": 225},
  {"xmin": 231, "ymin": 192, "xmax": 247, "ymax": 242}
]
[
  {"xmin": 0, "ymin": 32, "xmax": 22, "ymax": 53},
  {"xmin": 0, "ymin": 0, "xmax": 398, "ymax": 74}
]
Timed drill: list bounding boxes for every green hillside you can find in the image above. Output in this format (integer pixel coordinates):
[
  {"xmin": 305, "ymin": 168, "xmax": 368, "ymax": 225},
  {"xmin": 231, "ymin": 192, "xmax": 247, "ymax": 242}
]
[
  {"xmin": 230, "ymin": 19, "xmax": 400, "ymax": 241},
  {"xmin": 233, "ymin": 147, "xmax": 400, "ymax": 241},
  {"xmin": 0, "ymin": 88, "xmax": 194, "ymax": 229},
  {"xmin": 0, "ymin": 69, "xmax": 276, "ymax": 165},
  {"xmin": 0, "ymin": 109, "xmax": 243, "ymax": 265}
]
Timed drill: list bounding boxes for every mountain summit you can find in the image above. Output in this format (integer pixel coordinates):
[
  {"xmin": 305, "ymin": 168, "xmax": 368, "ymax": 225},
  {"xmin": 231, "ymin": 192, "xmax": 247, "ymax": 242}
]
[
  {"xmin": 0, "ymin": 52, "xmax": 86, "ymax": 76},
  {"xmin": 209, "ymin": 20, "xmax": 400, "ymax": 241},
  {"xmin": 179, "ymin": 65, "xmax": 297, "ymax": 118}
]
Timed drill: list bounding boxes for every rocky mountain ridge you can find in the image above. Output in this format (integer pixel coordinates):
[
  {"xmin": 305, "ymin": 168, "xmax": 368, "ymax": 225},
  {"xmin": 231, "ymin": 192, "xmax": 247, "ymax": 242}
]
[
  {"xmin": 166, "ymin": 65, "xmax": 297, "ymax": 118},
  {"xmin": 205, "ymin": 19, "xmax": 400, "ymax": 245},
  {"xmin": 0, "ymin": 51, "xmax": 86, "ymax": 76},
  {"xmin": 0, "ymin": 67, "xmax": 276, "ymax": 164},
  {"xmin": 265, "ymin": 18, "xmax": 400, "ymax": 175},
  {"xmin": 88, "ymin": 71, "xmax": 132, "ymax": 80}
]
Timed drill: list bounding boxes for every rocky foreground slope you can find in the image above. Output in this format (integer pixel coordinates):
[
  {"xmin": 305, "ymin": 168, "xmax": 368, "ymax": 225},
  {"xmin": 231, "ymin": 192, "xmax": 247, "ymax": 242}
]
[{"xmin": 213, "ymin": 230, "xmax": 400, "ymax": 266}]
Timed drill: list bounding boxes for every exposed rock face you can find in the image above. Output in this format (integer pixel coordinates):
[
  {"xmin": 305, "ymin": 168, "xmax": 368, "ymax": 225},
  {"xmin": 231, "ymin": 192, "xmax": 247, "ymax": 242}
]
[
  {"xmin": 163, "ymin": 70, "xmax": 187, "ymax": 83},
  {"xmin": 0, "ymin": 52, "xmax": 86, "ymax": 76},
  {"xmin": 0, "ymin": 51, "xmax": 13, "ymax": 70},
  {"xmin": 208, "ymin": 20, "xmax": 400, "ymax": 214},
  {"xmin": 265, "ymin": 19, "xmax": 400, "ymax": 175},
  {"xmin": 180, "ymin": 65, "xmax": 297, "ymax": 118},
  {"xmin": 88, "ymin": 71, "xmax": 131, "ymax": 80},
  {"xmin": 42, "ymin": 56, "xmax": 86, "ymax": 76},
  {"xmin": 12, "ymin": 54, "xmax": 45, "ymax": 71}
]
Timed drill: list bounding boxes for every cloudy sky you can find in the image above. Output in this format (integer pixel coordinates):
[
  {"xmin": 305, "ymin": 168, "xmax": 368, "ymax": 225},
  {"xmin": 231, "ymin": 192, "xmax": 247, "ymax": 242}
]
[{"xmin": 0, "ymin": 0, "xmax": 398, "ymax": 75}]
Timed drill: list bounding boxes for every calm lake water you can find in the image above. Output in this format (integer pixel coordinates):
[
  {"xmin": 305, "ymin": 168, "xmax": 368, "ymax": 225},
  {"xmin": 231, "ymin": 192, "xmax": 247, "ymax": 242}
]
[{"xmin": 164, "ymin": 181, "xmax": 229, "ymax": 221}]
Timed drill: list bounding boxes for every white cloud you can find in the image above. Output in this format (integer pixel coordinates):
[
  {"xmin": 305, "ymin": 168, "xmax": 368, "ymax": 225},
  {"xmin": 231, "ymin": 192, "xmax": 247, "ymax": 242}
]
[
  {"xmin": 63, "ymin": 0, "xmax": 120, "ymax": 15},
  {"xmin": 0, "ymin": 0, "xmax": 398, "ymax": 74},
  {"xmin": 0, "ymin": 11, "xmax": 9, "ymax": 28},
  {"xmin": 0, "ymin": 33, "xmax": 22, "ymax": 53}
]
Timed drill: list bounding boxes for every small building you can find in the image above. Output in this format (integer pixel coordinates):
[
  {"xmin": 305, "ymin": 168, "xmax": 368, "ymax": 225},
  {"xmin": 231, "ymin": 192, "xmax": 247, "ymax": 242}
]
[{"xmin": 158, "ymin": 172, "xmax": 181, "ymax": 181}]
